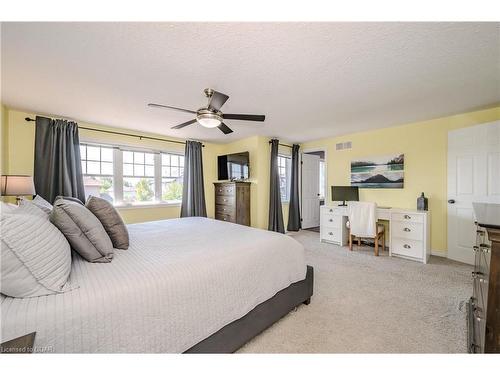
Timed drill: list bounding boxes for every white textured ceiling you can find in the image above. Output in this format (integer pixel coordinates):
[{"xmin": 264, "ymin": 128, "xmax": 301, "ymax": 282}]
[{"xmin": 2, "ymin": 22, "xmax": 499, "ymax": 143}]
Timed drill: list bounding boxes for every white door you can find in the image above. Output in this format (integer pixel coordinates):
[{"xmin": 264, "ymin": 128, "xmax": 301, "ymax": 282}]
[
  {"xmin": 301, "ymin": 153, "xmax": 321, "ymax": 229},
  {"xmin": 448, "ymin": 121, "xmax": 500, "ymax": 264}
]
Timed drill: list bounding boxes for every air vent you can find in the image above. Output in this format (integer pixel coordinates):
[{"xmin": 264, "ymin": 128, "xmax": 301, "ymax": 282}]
[{"xmin": 336, "ymin": 141, "xmax": 352, "ymax": 150}]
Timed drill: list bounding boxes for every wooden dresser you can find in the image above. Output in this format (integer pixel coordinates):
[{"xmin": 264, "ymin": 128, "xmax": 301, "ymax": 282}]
[
  {"xmin": 468, "ymin": 202, "xmax": 500, "ymax": 353},
  {"xmin": 213, "ymin": 181, "xmax": 251, "ymax": 226}
]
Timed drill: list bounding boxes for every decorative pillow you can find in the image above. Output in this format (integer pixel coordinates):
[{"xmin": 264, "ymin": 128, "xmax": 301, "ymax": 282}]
[
  {"xmin": 55, "ymin": 196, "xmax": 84, "ymax": 205},
  {"xmin": 86, "ymin": 195, "xmax": 129, "ymax": 250},
  {"xmin": 50, "ymin": 198, "xmax": 114, "ymax": 263},
  {"xmin": 31, "ymin": 195, "xmax": 53, "ymax": 215},
  {"xmin": 1, "ymin": 212, "xmax": 73, "ymax": 298},
  {"xmin": 19, "ymin": 198, "xmax": 50, "ymax": 218}
]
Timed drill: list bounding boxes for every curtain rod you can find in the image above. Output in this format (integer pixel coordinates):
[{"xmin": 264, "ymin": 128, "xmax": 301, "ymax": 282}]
[
  {"xmin": 268, "ymin": 140, "xmax": 293, "ymax": 148},
  {"xmin": 24, "ymin": 117, "xmax": 204, "ymax": 147}
]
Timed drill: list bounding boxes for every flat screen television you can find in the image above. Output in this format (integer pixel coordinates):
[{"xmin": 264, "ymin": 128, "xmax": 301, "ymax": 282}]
[{"xmin": 218, "ymin": 152, "xmax": 250, "ymax": 180}]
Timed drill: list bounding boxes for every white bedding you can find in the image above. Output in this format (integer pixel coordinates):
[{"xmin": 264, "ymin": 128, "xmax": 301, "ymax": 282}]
[{"xmin": 0, "ymin": 217, "xmax": 306, "ymax": 353}]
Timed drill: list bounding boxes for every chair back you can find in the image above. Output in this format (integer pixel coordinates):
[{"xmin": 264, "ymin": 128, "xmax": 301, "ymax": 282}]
[{"xmin": 347, "ymin": 201, "xmax": 377, "ymax": 238}]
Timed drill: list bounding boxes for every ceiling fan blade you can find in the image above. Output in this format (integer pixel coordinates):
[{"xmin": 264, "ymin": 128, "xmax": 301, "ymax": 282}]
[
  {"xmin": 148, "ymin": 103, "xmax": 197, "ymax": 115},
  {"xmin": 208, "ymin": 91, "xmax": 229, "ymax": 111},
  {"xmin": 218, "ymin": 123, "xmax": 233, "ymax": 135},
  {"xmin": 172, "ymin": 119, "xmax": 197, "ymax": 129},
  {"xmin": 223, "ymin": 114, "xmax": 265, "ymax": 122}
]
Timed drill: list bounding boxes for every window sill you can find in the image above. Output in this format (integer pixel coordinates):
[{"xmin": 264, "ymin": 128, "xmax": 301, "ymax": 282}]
[{"xmin": 115, "ymin": 202, "xmax": 181, "ymax": 210}]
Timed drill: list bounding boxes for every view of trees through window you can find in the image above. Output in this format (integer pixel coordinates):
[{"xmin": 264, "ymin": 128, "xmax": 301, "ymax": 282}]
[
  {"xmin": 162, "ymin": 153, "xmax": 184, "ymax": 203},
  {"xmin": 123, "ymin": 151, "xmax": 155, "ymax": 203},
  {"xmin": 80, "ymin": 143, "xmax": 184, "ymax": 205},
  {"xmin": 278, "ymin": 155, "xmax": 291, "ymax": 201},
  {"xmin": 80, "ymin": 144, "xmax": 115, "ymax": 203}
]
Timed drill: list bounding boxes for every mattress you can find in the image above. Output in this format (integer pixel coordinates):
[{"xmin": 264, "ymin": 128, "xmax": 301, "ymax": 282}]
[{"xmin": 0, "ymin": 217, "xmax": 306, "ymax": 353}]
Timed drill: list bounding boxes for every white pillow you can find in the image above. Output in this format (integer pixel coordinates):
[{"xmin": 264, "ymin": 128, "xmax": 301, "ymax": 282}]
[
  {"xmin": 31, "ymin": 195, "xmax": 53, "ymax": 215},
  {"xmin": 1, "ymin": 209, "xmax": 73, "ymax": 298}
]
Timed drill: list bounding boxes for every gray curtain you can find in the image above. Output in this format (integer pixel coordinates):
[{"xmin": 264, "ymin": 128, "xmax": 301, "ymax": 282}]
[
  {"xmin": 34, "ymin": 116, "xmax": 86, "ymax": 204},
  {"xmin": 181, "ymin": 140, "xmax": 207, "ymax": 217},
  {"xmin": 287, "ymin": 144, "xmax": 301, "ymax": 231},
  {"xmin": 268, "ymin": 139, "xmax": 285, "ymax": 233}
]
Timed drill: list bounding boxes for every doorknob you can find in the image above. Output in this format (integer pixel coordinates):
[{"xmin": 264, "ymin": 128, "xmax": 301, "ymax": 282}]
[{"xmin": 448, "ymin": 199, "xmax": 456, "ymax": 204}]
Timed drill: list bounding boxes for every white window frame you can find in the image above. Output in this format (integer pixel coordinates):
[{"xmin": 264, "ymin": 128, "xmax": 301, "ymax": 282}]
[
  {"xmin": 277, "ymin": 154, "xmax": 292, "ymax": 203},
  {"xmin": 80, "ymin": 141, "xmax": 184, "ymax": 208}
]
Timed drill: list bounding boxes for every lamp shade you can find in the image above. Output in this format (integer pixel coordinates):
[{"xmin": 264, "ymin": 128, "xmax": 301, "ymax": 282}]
[{"xmin": 1, "ymin": 175, "xmax": 36, "ymax": 196}]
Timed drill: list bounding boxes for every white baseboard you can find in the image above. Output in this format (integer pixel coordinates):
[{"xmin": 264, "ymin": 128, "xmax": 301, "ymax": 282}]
[{"xmin": 431, "ymin": 249, "xmax": 448, "ymax": 258}]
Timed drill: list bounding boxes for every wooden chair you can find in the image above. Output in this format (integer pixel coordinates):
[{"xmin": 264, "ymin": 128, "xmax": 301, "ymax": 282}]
[
  {"xmin": 348, "ymin": 223, "xmax": 386, "ymax": 256},
  {"xmin": 347, "ymin": 201, "xmax": 386, "ymax": 256}
]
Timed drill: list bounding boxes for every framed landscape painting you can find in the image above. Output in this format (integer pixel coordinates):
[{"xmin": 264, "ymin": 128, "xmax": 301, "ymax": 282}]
[{"xmin": 351, "ymin": 154, "xmax": 404, "ymax": 188}]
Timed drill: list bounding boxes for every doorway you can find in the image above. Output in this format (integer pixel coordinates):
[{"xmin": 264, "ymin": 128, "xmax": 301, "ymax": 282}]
[
  {"xmin": 301, "ymin": 149, "xmax": 327, "ymax": 230},
  {"xmin": 447, "ymin": 121, "xmax": 500, "ymax": 264}
]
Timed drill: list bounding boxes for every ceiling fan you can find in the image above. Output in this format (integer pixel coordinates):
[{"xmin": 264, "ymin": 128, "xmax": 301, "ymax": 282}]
[{"xmin": 148, "ymin": 88, "xmax": 265, "ymax": 135}]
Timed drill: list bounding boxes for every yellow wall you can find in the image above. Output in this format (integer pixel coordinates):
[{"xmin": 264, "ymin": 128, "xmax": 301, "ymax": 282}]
[
  {"xmin": 1, "ymin": 108, "xmax": 222, "ymax": 222},
  {"xmin": 0, "ymin": 104, "xmax": 8, "ymax": 175},
  {"xmin": 214, "ymin": 135, "xmax": 290, "ymax": 230},
  {"xmin": 302, "ymin": 106, "xmax": 500, "ymax": 252}
]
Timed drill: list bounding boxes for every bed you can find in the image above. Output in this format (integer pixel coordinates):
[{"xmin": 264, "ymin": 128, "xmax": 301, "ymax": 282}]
[{"xmin": 0, "ymin": 217, "xmax": 313, "ymax": 353}]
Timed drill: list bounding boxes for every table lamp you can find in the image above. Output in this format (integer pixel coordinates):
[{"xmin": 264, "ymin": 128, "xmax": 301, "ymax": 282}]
[{"xmin": 1, "ymin": 175, "xmax": 36, "ymax": 203}]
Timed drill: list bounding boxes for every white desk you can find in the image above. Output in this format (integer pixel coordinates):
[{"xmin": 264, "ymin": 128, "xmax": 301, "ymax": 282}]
[{"xmin": 320, "ymin": 206, "xmax": 431, "ymax": 263}]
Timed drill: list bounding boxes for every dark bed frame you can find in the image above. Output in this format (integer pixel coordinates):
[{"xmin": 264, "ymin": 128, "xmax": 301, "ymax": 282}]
[{"xmin": 185, "ymin": 265, "xmax": 314, "ymax": 353}]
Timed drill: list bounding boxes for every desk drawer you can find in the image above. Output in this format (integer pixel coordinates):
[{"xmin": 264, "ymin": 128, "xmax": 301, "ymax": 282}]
[
  {"xmin": 321, "ymin": 227, "xmax": 341, "ymax": 243},
  {"xmin": 391, "ymin": 212, "xmax": 424, "ymax": 224},
  {"xmin": 391, "ymin": 237, "xmax": 423, "ymax": 259},
  {"xmin": 391, "ymin": 221, "xmax": 424, "ymax": 241},
  {"xmin": 321, "ymin": 214, "xmax": 343, "ymax": 228}
]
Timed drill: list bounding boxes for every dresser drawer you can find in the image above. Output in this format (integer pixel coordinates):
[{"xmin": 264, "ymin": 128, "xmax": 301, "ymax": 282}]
[
  {"xmin": 216, "ymin": 195, "xmax": 235, "ymax": 205},
  {"xmin": 391, "ymin": 237, "xmax": 423, "ymax": 259},
  {"xmin": 391, "ymin": 221, "xmax": 424, "ymax": 241},
  {"xmin": 215, "ymin": 184, "xmax": 235, "ymax": 196},
  {"xmin": 321, "ymin": 227, "xmax": 341, "ymax": 243},
  {"xmin": 216, "ymin": 204, "xmax": 235, "ymax": 215},
  {"xmin": 321, "ymin": 214, "xmax": 343, "ymax": 228},
  {"xmin": 215, "ymin": 212, "xmax": 235, "ymax": 223},
  {"xmin": 391, "ymin": 212, "xmax": 424, "ymax": 224}
]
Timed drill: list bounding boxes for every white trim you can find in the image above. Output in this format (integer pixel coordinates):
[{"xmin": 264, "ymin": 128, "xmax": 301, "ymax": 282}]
[{"xmin": 430, "ymin": 249, "xmax": 448, "ymax": 258}]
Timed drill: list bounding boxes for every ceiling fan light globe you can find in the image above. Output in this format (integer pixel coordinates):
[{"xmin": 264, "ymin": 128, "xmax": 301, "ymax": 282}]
[{"xmin": 197, "ymin": 113, "xmax": 222, "ymax": 128}]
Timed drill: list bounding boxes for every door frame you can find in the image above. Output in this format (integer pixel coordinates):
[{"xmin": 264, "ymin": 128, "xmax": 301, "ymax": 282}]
[{"xmin": 301, "ymin": 147, "xmax": 328, "ymax": 228}]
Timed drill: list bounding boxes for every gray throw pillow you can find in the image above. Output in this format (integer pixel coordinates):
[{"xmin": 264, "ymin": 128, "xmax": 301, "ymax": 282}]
[
  {"xmin": 50, "ymin": 198, "xmax": 114, "ymax": 263},
  {"xmin": 86, "ymin": 195, "xmax": 129, "ymax": 250}
]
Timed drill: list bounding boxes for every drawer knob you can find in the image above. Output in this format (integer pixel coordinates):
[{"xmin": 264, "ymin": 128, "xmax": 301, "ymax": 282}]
[
  {"xmin": 329, "ymin": 209, "xmax": 333, "ymax": 212},
  {"xmin": 328, "ymin": 232, "xmax": 333, "ymax": 235},
  {"xmin": 403, "ymin": 244, "xmax": 411, "ymax": 249},
  {"xmin": 404, "ymin": 214, "xmax": 411, "ymax": 219},
  {"xmin": 329, "ymin": 219, "xmax": 333, "ymax": 222},
  {"xmin": 403, "ymin": 227, "xmax": 411, "ymax": 232}
]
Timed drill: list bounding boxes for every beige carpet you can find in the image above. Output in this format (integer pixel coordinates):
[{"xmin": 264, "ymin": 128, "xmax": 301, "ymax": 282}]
[{"xmin": 239, "ymin": 230, "xmax": 473, "ymax": 353}]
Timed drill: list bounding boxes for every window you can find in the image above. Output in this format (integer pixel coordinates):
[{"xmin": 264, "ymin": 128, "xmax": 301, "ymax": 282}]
[
  {"xmin": 161, "ymin": 153, "xmax": 184, "ymax": 203},
  {"xmin": 278, "ymin": 155, "xmax": 291, "ymax": 202},
  {"xmin": 80, "ymin": 142, "xmax": 184, "ymax": 206},
  {"xmin": 80, "ymin": 144, "xmax": 115, "ymax": 203},
  {"xmin": 319, "ymin": 160, "xmax": 325, "ymax": 199},
  {"xmin": 123, "ymin": 151, "xmax": 156, "ymax": 204}
]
